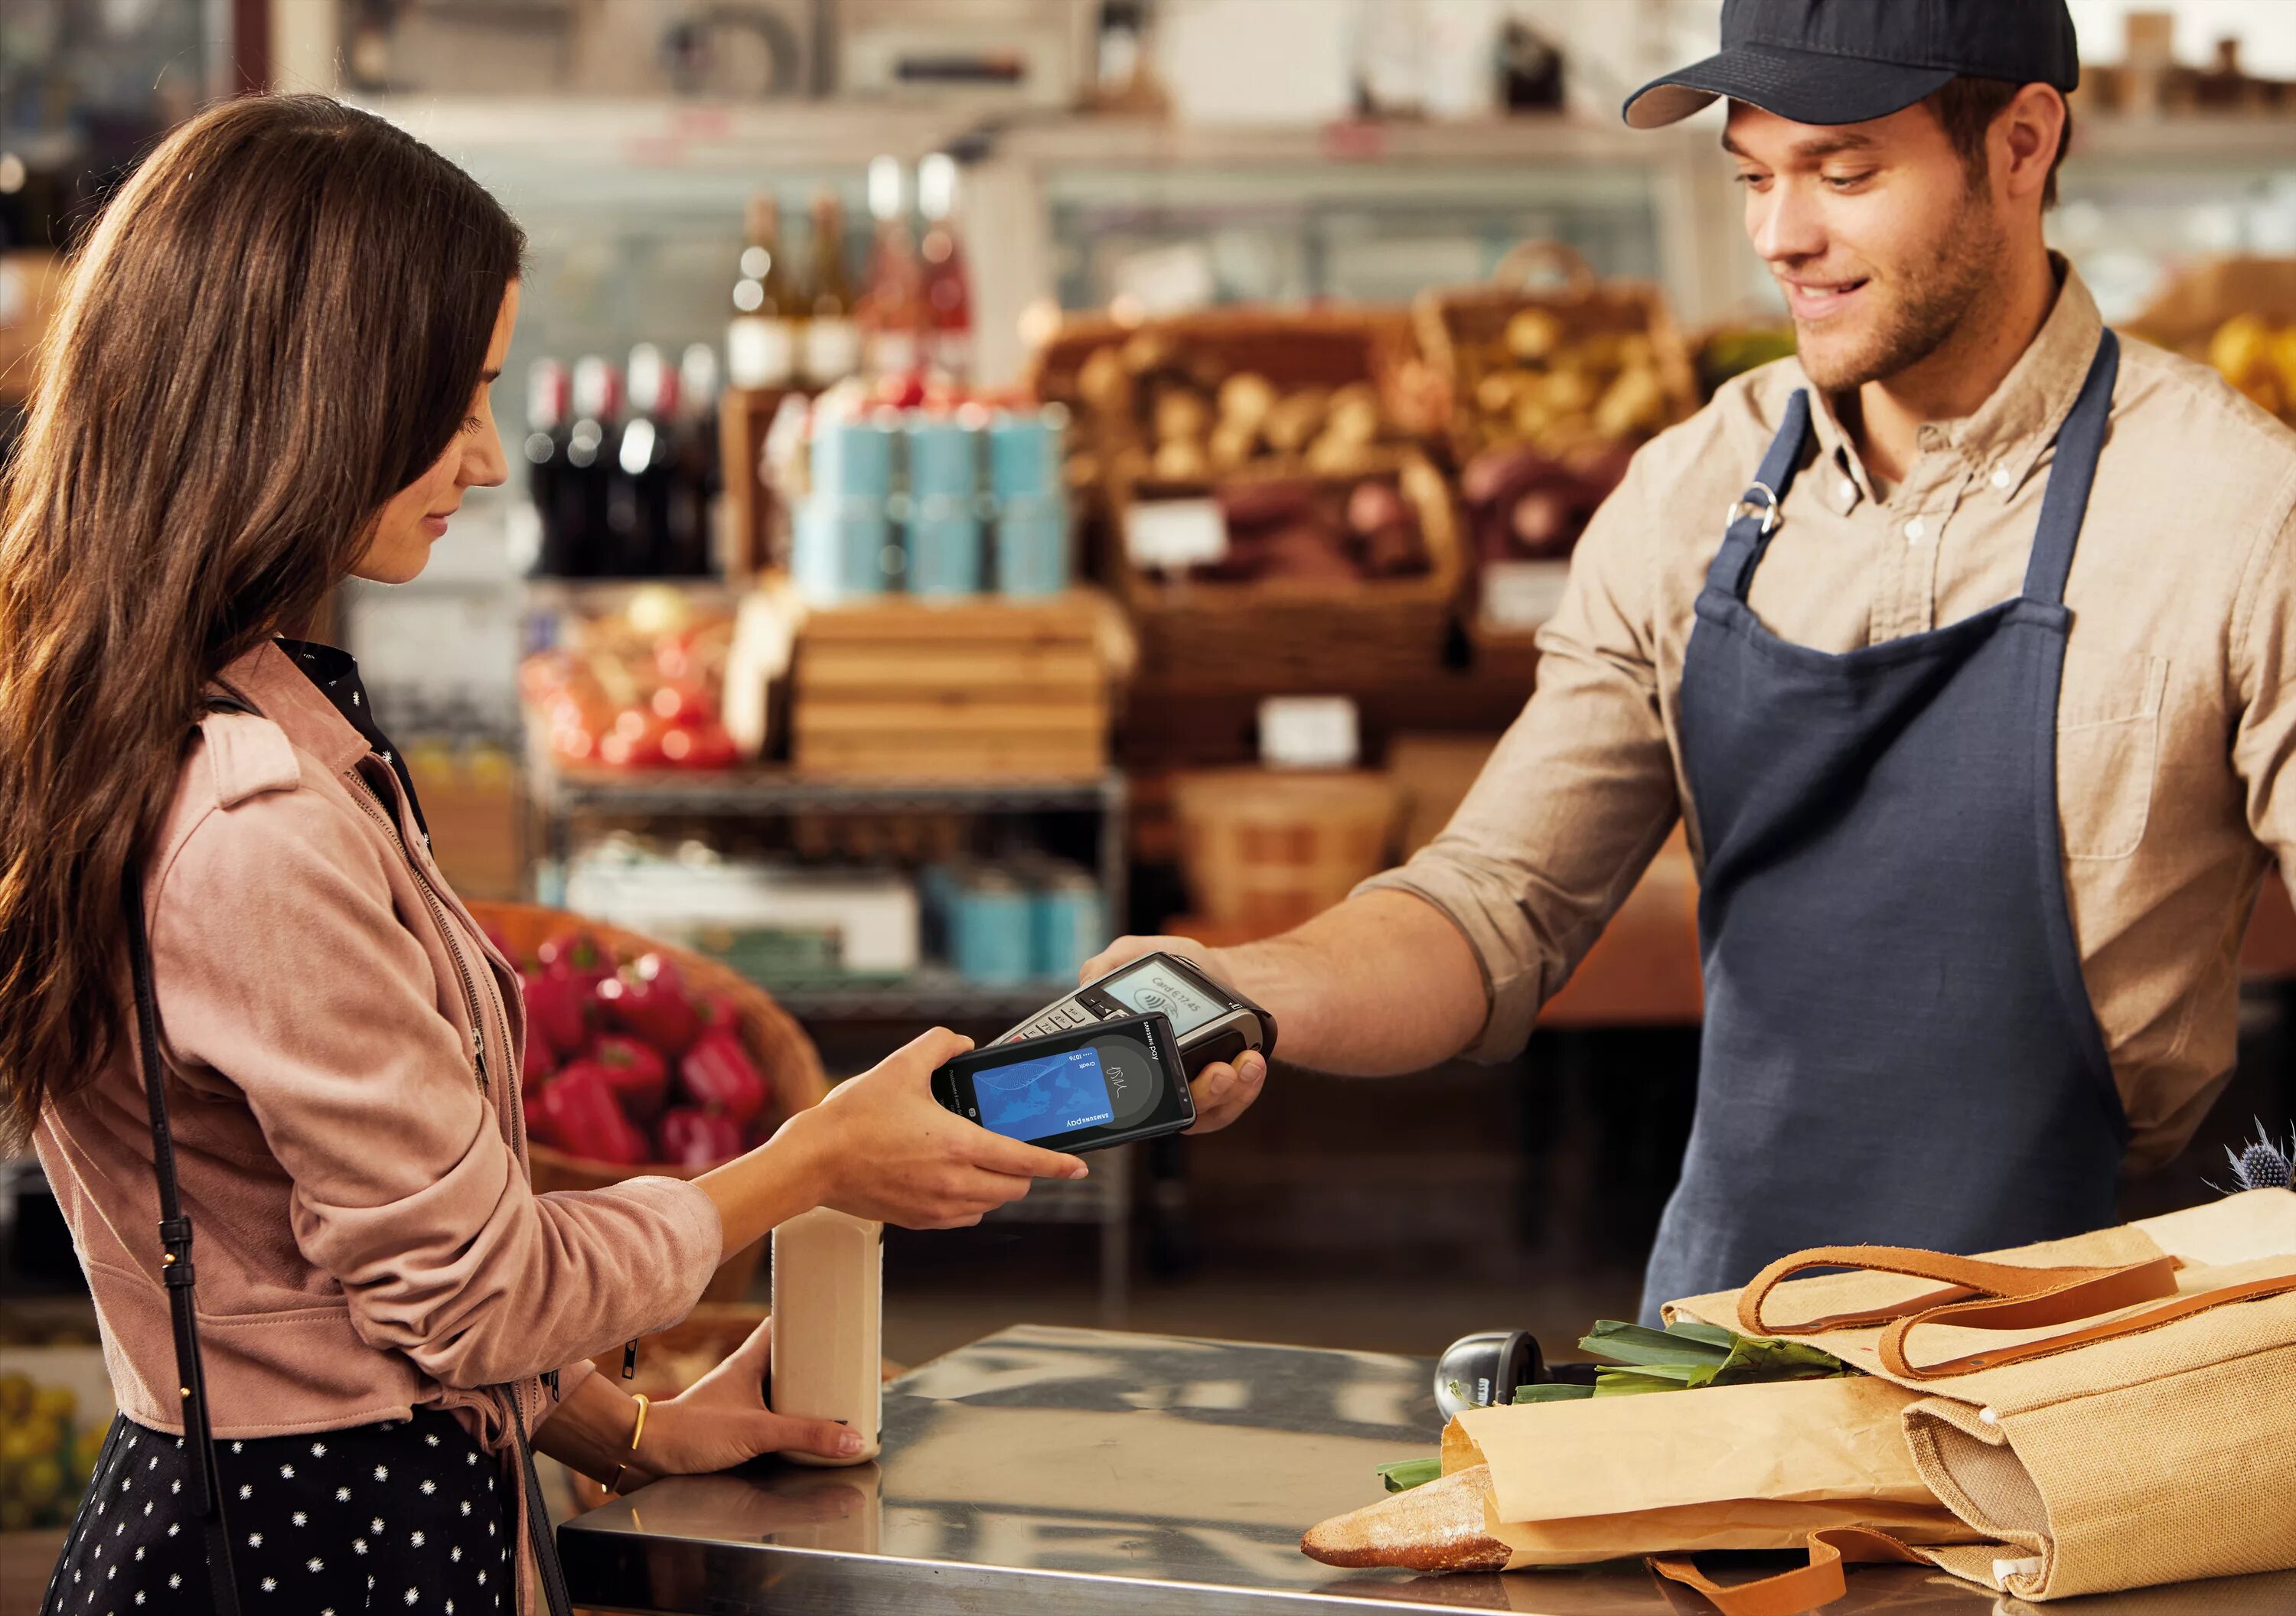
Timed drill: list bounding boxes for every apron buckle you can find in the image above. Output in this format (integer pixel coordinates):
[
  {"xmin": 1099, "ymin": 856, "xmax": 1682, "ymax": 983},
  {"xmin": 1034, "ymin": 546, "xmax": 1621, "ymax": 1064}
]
[{"xmin": 1727, "ymin": 483, "xmax": 1781, "ymax": 536}]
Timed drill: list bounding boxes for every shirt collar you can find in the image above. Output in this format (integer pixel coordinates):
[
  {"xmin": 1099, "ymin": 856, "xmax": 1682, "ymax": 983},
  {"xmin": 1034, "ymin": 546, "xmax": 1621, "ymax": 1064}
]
[
  {"xmin": 211, "ymin": 640, "xmax": 374, "ymax": 778},
  {"xmin": 1791, "ymin": 256, "xmax": 2105, "ymax": 508}
]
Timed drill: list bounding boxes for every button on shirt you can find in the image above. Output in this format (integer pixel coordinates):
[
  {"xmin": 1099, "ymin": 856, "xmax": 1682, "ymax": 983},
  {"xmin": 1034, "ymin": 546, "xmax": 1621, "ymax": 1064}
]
[{"xmin": 1362, "ymin": 263, "xmax": 2296, "ymax": 1172}]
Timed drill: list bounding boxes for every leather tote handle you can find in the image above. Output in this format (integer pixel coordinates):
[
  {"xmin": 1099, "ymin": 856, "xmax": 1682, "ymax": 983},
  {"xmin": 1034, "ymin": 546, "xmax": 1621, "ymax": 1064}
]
[
  {"xmin": 1736, "ymin": 1243, "xmax": 2295, "ymax": 1380},
  {"xmin": 1649, "ymin": 1526, "xmax": 1930, "ymax": 1616}
]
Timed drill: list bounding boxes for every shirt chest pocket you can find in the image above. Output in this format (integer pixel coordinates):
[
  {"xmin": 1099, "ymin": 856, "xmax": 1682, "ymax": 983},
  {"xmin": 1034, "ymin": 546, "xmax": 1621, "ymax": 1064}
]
[{"xmin": 2056, "ymin": 649, "xmax": 2170, "ymax": 861}]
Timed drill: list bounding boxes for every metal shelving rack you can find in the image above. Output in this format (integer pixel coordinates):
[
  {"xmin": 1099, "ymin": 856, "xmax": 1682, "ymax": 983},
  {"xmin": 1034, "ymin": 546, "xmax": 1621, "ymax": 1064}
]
[
  {"xmin": 526, "ymin": 753, "xmax": 1138, "ymax": 1318},
  {"xmin": 527, "ymin": 754, "xmax": 1129, "ymax": 1008}
]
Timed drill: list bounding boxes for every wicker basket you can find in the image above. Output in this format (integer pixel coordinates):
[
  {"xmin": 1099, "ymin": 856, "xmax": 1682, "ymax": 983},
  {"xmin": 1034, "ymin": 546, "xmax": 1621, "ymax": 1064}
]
[
  {"xmin": 1414, "ymin": 242, "xmax": 1699, "ymax": 467},
  {"xmin": 468, "ymin": 900, "xmax": 830, "ymax": 1304},
  {"xmin": 1110, "ymin": 446, "xmax": 1464, "ymax": 693},
  {"xmin": 1170, "ymin": 769, "xmax": 1401, "ymax": 936}
]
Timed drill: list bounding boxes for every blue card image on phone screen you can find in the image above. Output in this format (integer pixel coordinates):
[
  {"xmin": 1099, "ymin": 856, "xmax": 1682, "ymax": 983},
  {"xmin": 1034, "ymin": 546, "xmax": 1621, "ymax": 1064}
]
[{"xmin": 970, "ymin": 1045, "xmax": 1117, "ymax": 1141}]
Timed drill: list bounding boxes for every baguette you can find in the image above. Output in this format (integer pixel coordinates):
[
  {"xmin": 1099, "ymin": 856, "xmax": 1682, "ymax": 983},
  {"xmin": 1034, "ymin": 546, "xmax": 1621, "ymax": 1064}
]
[{"xmin": 1300, "ymin": 1464, "xmax": 1511, "ymax": 1574}]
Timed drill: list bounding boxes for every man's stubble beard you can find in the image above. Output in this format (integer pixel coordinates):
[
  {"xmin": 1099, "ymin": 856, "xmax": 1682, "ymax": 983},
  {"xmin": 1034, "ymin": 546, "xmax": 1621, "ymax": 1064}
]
[{"xmin": 1792, "ymin": 192, "xmax": 2006, "ymax": 395}]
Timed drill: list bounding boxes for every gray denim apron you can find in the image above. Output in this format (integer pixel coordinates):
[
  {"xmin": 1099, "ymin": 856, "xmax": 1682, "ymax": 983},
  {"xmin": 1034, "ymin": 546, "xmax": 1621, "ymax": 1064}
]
[{"xmin": 1640, "ymin": 332, "xmax": 2128, "ymax": 1321}]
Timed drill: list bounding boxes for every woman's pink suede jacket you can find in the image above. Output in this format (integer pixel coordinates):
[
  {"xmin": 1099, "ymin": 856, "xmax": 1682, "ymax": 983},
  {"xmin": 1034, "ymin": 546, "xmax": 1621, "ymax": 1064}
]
[{"xmin": 34, "ymin": 641, "xmax": 723, "ymax": 1451}]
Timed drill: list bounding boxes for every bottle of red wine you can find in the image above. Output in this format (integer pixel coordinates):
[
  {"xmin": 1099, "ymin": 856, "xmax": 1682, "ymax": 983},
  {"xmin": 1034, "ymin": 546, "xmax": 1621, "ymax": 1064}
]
[
  {"xmin": 565, "ymin": 357, "xmax": 621, "ymax": 577},
  {"xmin": 664, "ymin": 343, "xmax": 722, "ymax": 578},
  {"xmin": 524, "ymin": 358, "xmax": 582, "ymax": 577},
  {"xmin": 611, "ymin": 344, "xmax": 680, "ymax": 576}
]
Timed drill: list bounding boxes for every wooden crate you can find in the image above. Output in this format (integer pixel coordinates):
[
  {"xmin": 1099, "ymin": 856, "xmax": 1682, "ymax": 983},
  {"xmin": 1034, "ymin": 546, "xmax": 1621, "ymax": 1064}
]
[
  {"xmin": 790, "ymin": 591, "xmax": 1122, "ymax": 779},
  {"xmin": 1108, "ymin": 448, "xmax": 1465, "ymax": 694}
]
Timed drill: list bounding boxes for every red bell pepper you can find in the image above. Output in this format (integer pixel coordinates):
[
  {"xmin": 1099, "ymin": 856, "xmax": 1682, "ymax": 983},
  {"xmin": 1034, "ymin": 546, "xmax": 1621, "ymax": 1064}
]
[
  {"xmin": 537, "ymin": 930, "xmax": 616, "ymax": 994},
  {"xmin": 590, "ymin": 1034, "xmax": 669, "ymax": 1120},
  {"xmin": 655, "ymin": 1106, "xmax": 745, "ymax": 1170},
  {"xmin": 533, "ymin": 1062, "xmax": 648, "ymax": 1165},
  {"xmin": 594, "ymin": 953, "xmax": 700, "ymax": 1057},
  {"xmin": 520, "ymin": 967, "xmax": 589, "ymax": 1059},
  {"xmin": 677, "ymin": 1028, "xmax": 771, "ymax": 1127},
  {"xmin": 520, "ymin": 1028, "xmax": 556, "ymax": 1097}
]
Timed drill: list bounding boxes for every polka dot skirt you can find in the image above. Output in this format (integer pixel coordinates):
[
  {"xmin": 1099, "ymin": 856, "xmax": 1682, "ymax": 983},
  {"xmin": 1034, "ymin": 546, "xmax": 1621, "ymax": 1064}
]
[{"xmin": 41, "ymin": 1409, "xmax": 514, "ymax": 1615}]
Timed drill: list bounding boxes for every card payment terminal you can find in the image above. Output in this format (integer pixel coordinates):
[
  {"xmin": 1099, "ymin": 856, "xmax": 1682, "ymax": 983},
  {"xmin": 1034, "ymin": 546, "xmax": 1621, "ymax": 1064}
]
[{"xmin": 996, "ymin": 950, "xmax": 1277, "ymax": 1077}]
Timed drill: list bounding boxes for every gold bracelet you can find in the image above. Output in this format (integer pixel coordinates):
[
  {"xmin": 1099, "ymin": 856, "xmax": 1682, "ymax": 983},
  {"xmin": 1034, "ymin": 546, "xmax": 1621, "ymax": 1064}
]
[{"xmin": 608, "ymin": 1393, "xmax": 651, "ymax": 1496}]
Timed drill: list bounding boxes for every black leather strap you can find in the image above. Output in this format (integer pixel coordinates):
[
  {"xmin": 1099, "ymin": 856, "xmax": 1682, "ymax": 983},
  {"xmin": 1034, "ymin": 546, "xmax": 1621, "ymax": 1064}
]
[
  {"xmin": 123, "ymin": 878, "xmax": 243, "ymax": 1616},
  {"xmin": 513, "ymin": 1396, "xmax": 576, "ymax": 1616}
]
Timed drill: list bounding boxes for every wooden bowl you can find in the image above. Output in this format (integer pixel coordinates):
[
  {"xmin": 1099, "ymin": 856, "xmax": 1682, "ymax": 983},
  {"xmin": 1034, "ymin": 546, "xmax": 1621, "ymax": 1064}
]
[{"xmin": 468, "ymin": 900, "xmax": 832, "ymax": 1303}]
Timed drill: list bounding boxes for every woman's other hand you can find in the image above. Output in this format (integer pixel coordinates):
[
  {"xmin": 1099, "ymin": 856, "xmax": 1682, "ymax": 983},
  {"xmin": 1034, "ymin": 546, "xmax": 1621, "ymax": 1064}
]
[
  {"xmin": 636, "ymin": 1316, "xmax": 858, "ymax": 1476},
  {"xmin": 784, "ymin": 1028, "xmax": 1088, "ymax": 1230}
]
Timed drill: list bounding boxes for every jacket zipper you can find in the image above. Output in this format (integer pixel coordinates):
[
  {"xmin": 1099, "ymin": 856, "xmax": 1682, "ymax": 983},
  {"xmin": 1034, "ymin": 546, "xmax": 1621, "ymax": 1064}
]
[{"xmin": 347, "ymin": 775, "xmax": 494, "ymax": 1096}]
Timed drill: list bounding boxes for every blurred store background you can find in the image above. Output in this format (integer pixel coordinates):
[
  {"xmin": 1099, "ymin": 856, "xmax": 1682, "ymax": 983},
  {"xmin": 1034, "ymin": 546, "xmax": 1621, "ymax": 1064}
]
[{"xmin": 3, "ymin": 0, "xmax": 2294, "ymax": 1578}]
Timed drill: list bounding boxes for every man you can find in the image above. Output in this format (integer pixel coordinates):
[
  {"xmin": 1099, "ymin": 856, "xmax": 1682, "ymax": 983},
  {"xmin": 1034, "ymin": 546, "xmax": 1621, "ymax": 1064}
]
[{"xmin": 1090, "ymin": 0, "xmax": 2296, "ymax": 1320}]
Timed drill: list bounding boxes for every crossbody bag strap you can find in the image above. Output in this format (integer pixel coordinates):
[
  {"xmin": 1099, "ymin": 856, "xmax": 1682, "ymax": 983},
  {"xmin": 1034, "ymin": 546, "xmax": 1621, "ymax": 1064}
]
[
  {"xmin": 511, "ymin": 1396, "xmax": 576, "ymax": 1616},
  {"xmin": 123, "ymin": 878, "xmax": 243, "ymax": 1616}
]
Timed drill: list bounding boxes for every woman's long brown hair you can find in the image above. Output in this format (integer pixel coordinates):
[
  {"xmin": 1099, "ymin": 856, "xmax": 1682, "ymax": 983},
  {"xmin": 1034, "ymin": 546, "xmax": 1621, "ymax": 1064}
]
[{"xmin": 0, "ymin": 96, "xmax": 523, "ymax": 1145}]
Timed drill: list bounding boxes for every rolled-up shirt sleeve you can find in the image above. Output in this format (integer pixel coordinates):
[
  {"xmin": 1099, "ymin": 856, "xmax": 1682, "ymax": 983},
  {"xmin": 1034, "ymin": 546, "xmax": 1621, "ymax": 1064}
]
[
  {"xmin": 1356, "ymin": 442, "xmax": 1682, "ymax": 1060},
  {"xmin": 152, "ymin": 785, "xmax": 723, "ymax": 1390}
]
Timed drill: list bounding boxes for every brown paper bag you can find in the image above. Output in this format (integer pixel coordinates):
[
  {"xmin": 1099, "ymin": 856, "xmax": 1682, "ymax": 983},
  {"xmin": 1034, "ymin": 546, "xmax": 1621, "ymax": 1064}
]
[{"xmin": 1663, "ymin": 1191, "xmax": 2296, "ymax": 1605}]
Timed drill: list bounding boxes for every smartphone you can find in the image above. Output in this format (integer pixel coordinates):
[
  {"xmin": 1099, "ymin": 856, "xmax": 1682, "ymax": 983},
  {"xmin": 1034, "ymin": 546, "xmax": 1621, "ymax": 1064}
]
[
  {"xmin": 931, "ymin": 1012, "xmax": 1194, "ymax": 1154},
  {"xmin": 995, "ymin": 950, "xmax": 1277, "ymax": 1078}
]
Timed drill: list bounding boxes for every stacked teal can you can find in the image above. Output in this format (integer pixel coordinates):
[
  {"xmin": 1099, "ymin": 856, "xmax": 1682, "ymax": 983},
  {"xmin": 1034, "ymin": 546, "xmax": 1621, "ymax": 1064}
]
[{"xmin": 790, "ymin": 406, "xmax": 1072, "ymax": 604}]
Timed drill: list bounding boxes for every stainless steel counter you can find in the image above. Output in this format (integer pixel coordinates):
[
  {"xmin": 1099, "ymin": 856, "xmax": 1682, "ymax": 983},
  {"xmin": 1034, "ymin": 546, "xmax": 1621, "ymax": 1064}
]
[{"xmin": 559, "ymin": 1324, "xmax": 2296, "ymax": 1615}]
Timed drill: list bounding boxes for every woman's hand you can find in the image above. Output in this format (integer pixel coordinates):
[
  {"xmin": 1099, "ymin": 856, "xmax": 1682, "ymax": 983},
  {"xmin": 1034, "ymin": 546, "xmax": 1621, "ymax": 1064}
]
[
  {"xmin": 782, "ymin": 1027, "xmax": 1089, "ymax": 1230},
  {"xmin": 633, "ymin": 1316, "xmax": 859, "ymax": 1478}
]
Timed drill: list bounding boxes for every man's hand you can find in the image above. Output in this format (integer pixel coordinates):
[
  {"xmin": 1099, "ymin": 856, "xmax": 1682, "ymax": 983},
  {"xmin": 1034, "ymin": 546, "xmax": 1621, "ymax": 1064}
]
[
  {"xmin": 784, "ymin": 1028, "xmax": 1089, "ymax": 1228},
  {"xmin": 1080, "ymin": 935, "xmax": 1267, "ymax": 1136}
]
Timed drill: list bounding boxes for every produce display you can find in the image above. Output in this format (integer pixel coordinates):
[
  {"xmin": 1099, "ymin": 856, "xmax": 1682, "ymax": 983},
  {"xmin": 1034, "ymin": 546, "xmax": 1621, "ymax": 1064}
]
[
  {"xmin": 1186, "ymin": 470, "xmax": 1432, "ymax": 585},
  {"xmin": 1079, "ymin": 328, "xmax": 1413, "ymax": 487},
  {"xmin": 1449, "ymin": 308, "xmax": 1678, "ymax": 461},
  {"xmin": 507, "ymin": 925, "xmax": 775, "ymax": 1169},
  {"xmin": 2209, "ymin": 312, "xmax": 2296, "ymax": 424},
  {"xmin": 0, "ymin": 1372, "xmax": 102, "ymax": 1532},
  {"xmin": 521, "ymin": 584, "xmax": 739, "ymax": 770},
  {"xmin": 1459, "ymin": 439, "xmax": 1632, "ymax": 563}
]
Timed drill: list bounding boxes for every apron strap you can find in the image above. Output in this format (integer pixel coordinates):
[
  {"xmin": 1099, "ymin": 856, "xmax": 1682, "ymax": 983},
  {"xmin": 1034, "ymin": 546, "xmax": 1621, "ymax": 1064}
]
[
  {"xmin": 2019, "ymin": 331, "xmax": 2119, "ymax": 606},
  {"xmin": 1706, "ymin": 389, "xmax": 1814, "ymax": 600}
]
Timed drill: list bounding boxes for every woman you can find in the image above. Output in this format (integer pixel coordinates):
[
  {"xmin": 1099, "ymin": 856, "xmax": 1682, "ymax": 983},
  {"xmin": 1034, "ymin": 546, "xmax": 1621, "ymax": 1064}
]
[{"xmin": 0, "ymin": 95, "xmax": 1088, "ymax": 1614}]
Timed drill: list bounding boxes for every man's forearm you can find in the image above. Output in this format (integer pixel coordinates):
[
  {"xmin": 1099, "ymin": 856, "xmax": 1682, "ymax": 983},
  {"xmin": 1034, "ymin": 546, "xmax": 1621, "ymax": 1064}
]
[{"xmin": 1210, "ymin": 889, "xmax": 1487, "ymax": 1075}]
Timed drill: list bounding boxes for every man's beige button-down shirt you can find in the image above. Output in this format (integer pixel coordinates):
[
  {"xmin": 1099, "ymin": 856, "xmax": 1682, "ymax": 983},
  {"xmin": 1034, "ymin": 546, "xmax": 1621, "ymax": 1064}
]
[{"xmin": 1364, "ymin": 265, "xmax": 2296, "ymax": 1171}]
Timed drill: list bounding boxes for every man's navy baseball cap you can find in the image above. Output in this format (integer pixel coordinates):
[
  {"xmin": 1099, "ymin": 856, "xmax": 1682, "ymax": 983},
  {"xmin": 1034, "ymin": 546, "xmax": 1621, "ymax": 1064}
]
[{"xmin": 1623, "ymin": 0, "xmax": 2080, "ymax": 129}]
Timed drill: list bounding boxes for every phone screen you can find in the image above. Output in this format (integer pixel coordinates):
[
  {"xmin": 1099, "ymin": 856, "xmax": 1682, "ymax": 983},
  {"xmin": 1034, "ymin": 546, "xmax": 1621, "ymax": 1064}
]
[
  {"xmin": 974, "ymin": 1045, "xmax": 1117, "ymax": 1139},
  {"xmin": 957, "ymin": 1018, "xmax": 1180, "ymax": 1147},
  {"xmin": 1099, "ymin": 957, "xmax": 1226, "ymax": 1038}
]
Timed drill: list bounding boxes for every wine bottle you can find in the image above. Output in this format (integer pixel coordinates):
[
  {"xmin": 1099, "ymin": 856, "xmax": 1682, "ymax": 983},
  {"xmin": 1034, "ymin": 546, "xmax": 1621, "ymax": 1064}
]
[
  {"xmin": 801, "ymin": 191, "xmax": 862, "ymax": 386},
  {"xmin": 917, "ymin": 153, "xmax": 974, "ymax": 383},
  {"xmin": 612, "ymin": 344, "xmax": 679, "ymax": 576},
  {"xmin": 524, "ymin": 358, "xmax": 579, "ymax": 577},
  {"xmin": 564, "ymin": 357, "xmax": 621, "ymax": 578},
  {"xmin": 726, "ymin": 194, "xmax": 800, "ymax": 390},
  {"xmin": 859, "ymin": 156, "xmax": 924, "ymax": 383},
  {"xmin": 666, "ymin": 343, "xmax": 722, "ymax": 578}
]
